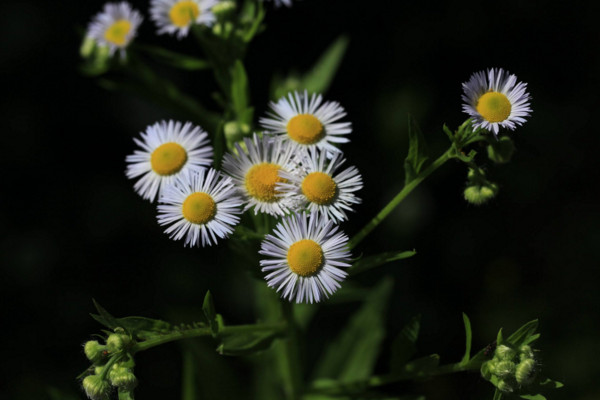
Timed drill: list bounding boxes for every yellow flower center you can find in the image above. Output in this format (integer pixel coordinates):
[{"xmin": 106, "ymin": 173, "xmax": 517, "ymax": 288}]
[
  {"xmin": 150, "ymin": 142, "xmax": 188, "ymax": 176},
  {"xmin": 286, "ymin": 114, "xmax": 324, "ymax": 145},
  {"xmin": 169, "ymin": 1, "xmax": 200, "ymax": 28},
  {"xmin": 476, "ymin": 92, "xmax": 512, "ymax": 123},
  {"xmin": 287, "ymin": 239, "xmax": 323, "ymax": 277},
  {"xmin": 301, "ymin": 172, "xmax": 337, "ymax": 205},
  {"xmin": 244, "ymin": 163, "xmax": 285, "ymax": 202},
  {"xmin": 182, "ymin": 192, "xmax": 216, "ymax": 225},
  {"xmin": 103, "ymin": 20, "xmax": 132, "ymax": 46}
]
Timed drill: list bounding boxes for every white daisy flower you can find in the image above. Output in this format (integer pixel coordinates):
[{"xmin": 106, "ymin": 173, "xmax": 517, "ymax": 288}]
[
  {"xmin": 260, "ymin": 212, "xmax": 352, "ymax": 304},
  {"xmin": 157, "ymin": 168, "xmax": 242, "ymax": 247},
  {"xmin": 86, "ymin": 2, "xmax": 143, "ymax": 57},
  {"xmin": 126, "ymin": 120, "xmax": 213, "ymax": 202},
  {"xmin": 222, "ymin": 134, "xmax": 301, "ymax": 216},
  {"xmin": 278, "ymin": 148, "xmax": 362, "ymax": 223},
  {"xmin": 259, "ymin": 90, "xmax": 352, "ymax": 153},
  {"xmin": 150, "ymin": 0, "xmax": 220, "ymax": 38},
  {"xmin": 264, "ymin": 0, "xmax": 293, "ymax": 7},
  {"xmin": 462, "ymin": 68, "xmax": 532, "ymax": 135}
]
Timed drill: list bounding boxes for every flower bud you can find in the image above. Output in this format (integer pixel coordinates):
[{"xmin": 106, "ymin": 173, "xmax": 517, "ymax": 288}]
[
  {"xmin": 106, "ymin": 333, "xmax": 131, "ymax": 353},
  {"xmin": 519, "ymin": 344, "xmax": 534, "ymax": 361},
  {"xmin": 495, "ymin": 345, "xmax": 516, "ymax": 361},
  {"xmin": 212, "ymin": 1, "xmax": 236, "ymax": 17},
  {"xmin": 516, "ymin": 358, "xmax": 536, "ymax": 385},
  {"xmin": 487, "ymin": 136, "xmax": 515, "ymax": 164},
  {"xmin": 464, "ymin": 183, "xmax": 498, "ymax": 205},
  {"xmin": 82, "ymin": 374, "xmax": 110, "ymax": 400},
  {"xmin": 80, "ymin": 36, "xmax": 96, "ymax": 58},
  {"xmin": 497, "ymin": 379, "xmax": 514, "ymax": 393},
  {"xmin": 84, "ymin": 340, "xmax": 107, "ymax": 364},
  {"xmin": 494, "ymin": 360, "xmax": 516, "ymax": 378},
  {"xmin": 109, "ymin": 366, "xmax": 138, "ymax": 391}
]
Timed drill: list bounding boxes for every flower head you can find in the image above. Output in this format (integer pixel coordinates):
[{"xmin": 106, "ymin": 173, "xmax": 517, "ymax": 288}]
[
  {"xmin": 278, "ymin": 147, "xmax": 362, "ymax": 223},
  {"xmin": 462, "ymin": 68, "xmax": 532, "ymax": 135},
  {"xmin": 150, "ymin": 0, "xmax": 220, "ymax": 38},
  {"xmin": 260, "ymin": 212, "xmax": 352, "ymax": 303},
  {"xmin": 157, "ymin": 169, "xmax": 242, "ymax": 247},
  {"xmin": 125, "ymin": 120, "xmax": 213, "ymax": 202},
  {"xmin": 86, "ymin": 2, "xmax": 143, "ymax": 57},
  {"xmin": 260, "ymin": 90, "xmax": 351, "ymax": 153},
  {"xmin": 222, "ymin": 134, "xmax": 300, "ymax": 216}
]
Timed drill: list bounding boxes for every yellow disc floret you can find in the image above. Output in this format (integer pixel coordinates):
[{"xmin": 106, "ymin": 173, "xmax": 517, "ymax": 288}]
[
  {"xmin": 245, "ymin": 163, "xmax": 285, "ymax": 202},
  {"xmin": 476, "ymin": 92, "xmax": 512, "ymax": 123},
  {"xmin": 169, "ymin": 1, "xmax": 200, "ymax": 28},
  {"xmin": 104, "ymin": 20, "xmax": 132, "ymax": 46},
  {"xmin": 286, "ymin": 114, "xmax": 325, "ymax": 145},
  {"xmin": 287, "ymin": 239, "xmax": 324, "ymax": 277},
  {"xmin": 182, "ymin": 192, "xmax": 216, "ymax": 225},
  {"xmin": 302, "ymin": 172, "xmax": 337, "ymax": 205},
  {"xmin": 151, "ymin": 142, "xmax": 188, "ymax": 176}
]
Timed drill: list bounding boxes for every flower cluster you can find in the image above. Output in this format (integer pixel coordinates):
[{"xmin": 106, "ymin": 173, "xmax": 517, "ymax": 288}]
[
  {"xmin": 125, "ymin": 91, "xmax": 361, "ymax": 303},
  {"xmin": 481, "ymin": 344, "xmax": 538, "ymax": 393}
]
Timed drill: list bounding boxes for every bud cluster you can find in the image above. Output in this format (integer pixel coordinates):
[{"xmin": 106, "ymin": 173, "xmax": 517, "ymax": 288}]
[
  {"xmin": 82, "ymin": 328, "xmax": 137, "ymax": 400},
  {"xmin": 481, "ymin": 344, "xmax": 538, "ymax": 393},
  {"xmin": 464, "ymin": 167, "xmax": 499, "ymax": 205}
]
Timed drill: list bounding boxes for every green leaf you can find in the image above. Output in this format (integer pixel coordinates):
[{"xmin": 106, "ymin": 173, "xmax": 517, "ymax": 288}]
[
  {"xmin": 404, "ymin": 115, "xmax": 430, "ymax": 184},
  {"xmin": 506, "ymin": 320, "xmax": 539, "ymax": 348},
  {"xmin": 203, "ymin": 291, "xmax": 220, "ymax": 337},
  {"xmin": 135, "ymin": 44, "xmax": 210, "ymax": 70},
  {"xmin": 460, "ymin": 313, "xmax": 472, "ymax": 364},
  {"xmin": 443, "ymin": 124, "xmax": 454, "ymax": 141},
  {"xmin": 116, "ymin": 317, "xmax": 173, "ymax": 340},
  {"xmin": 217, "ymin": 329, "xmax": 281, "ymax": 356},
  {"xmin": 301, "ymin": 36, "xmax": 349, "ymax": 95},
  {"xmin": 350, "ymin": 250, "xmax": 416, "ymax": 277},
  {"xmin": 314, "ymin": 278, "xmax": 393, "ymax": 382},
  {"xmin": 520, "ymin": 395, "xmax": 546, "ymax": 400},
  {"xmin": 230, "ymin": 60, "xmax": 253, "ymax": 124},
  {"xmin": 496, "ymin": 328, "xmax": 504, "ymax": 346},
  {"xmin": 402, "ymin": 354, "xmax": 440, "ymax": 375},
  {"xmin": 91, "ymin": 299, "xmax": 119, "ymax": 330},
  {"xmin": 390, "ymin": 315, "xmax": 421, "ymax": 373}
]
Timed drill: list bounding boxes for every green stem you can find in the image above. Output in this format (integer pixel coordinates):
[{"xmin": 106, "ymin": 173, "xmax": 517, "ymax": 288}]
[
  {"xmin": 131, "ymin": 323, "xmax": 286, "ymax": 353},
  {"xmin": 276, "ymin": 302, "xmax": 303, "ymax": 400},
  {"xmin": 309, "ymin": 360, "xmax": 482, "ymax": 396},
  {"xmin": 349, "ymin": 149, "xmax": 453, "ymax": 249}
]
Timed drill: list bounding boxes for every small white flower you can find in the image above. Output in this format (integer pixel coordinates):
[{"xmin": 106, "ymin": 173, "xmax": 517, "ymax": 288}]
[
  {"xmin": 260, "ymin": 90, "xmax": 351, "ymax": 153},
  {"xmin": 157, "ymin": 169, "xmax": 242, "ymax": 247},
  {"xmin": 260, "ymin": 212, "xmax": 352, "ymax": 304},
  {"xmin": 150, "ymin": 0, "xmax": 220, "ymax": 38},
  {"xmin": 462, "ymin": 68, "xmax": 532, "ymax": 135},
  {"xmin": 222, "ymin": 134, "xmax": 300, "ymax": 216},
  {"xmin": 125, "ymin": 120, "xmax": 213, "ymax": 202},
  {"xmin": 86, "ymin": 2, "xmax": 143, "ymax": 57},
  {"xmin": 278, "ymin": 148, "xmax": 362, "ymax": 223}
]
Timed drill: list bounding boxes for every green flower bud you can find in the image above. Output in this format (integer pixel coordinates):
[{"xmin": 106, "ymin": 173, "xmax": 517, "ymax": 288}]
[
  {"xmin": 519, "ymin": 344, "xmax": 534, "ymax": 361},
  {"xmin": 224, "ymin": 121, "xmax": 250, "ymax": 144},
  {"xmin": 464, "ymin": 183, "xmax": 499, "ymax": 205},
  {"xmin": 106, "ymin": 333, "xmax": 131, "ymax": 353},
  {"xmin": 516, "ymin": 358, "xmax": 536, "ymax": 385},
  {"xmin": 497, "ymin": 379, "xmax": 514, "ymax": 393},
  {"xmin": 495, "ymin": 360, "xmax": 516, "ymax": 378},
  {"xmin": 82, "ymin": 375, "xmax": 110, "ymax": 400},
  {"xmin": 109, "ymin": 366, "xmax": 138, "ymax": 391},
  {"xmin": 94, "ymin": 366, "xmax": 104, "ymax": 375},
  {"xmin": 80, "ymin": 36, "xmax": 96, "ymax": 58},
  {"xmin": 84, "ymin": 341, "xmax": 107, "ymax": 364},
  {"xmin": 487, "ymin": 136, "xmax": 515, "ymax": 164},
  {"xmin": 495, "ymin": 345, "xmax": 516, "ymax": 361}
]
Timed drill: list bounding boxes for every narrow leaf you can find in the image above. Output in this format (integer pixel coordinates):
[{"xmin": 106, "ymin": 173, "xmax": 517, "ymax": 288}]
[
  {"xmin": 496, "ymin": 328, "xmax": 504, "ymax": 346},
  {"xmin": 350, "ymin": 250, "xmax": 416, "ymax": 276},
  {"xmin": 91, "ymin": 299, "xmax": 119, "ymax": 330},
  {"xmin": 461, "ymin": 313, "xmax": 472, "ymax": 364},
  {"xmin": 202, "ymin": 291, "xmax": 219, "ymax": 337},
  {"xmin": 314, "ymin": 278, "xmax": 393, "ymax": 382},
  {"xmin": 136, "ymin": 44, "xmax": 210, "ymax": 70},
  {"xmin": 506, "ymin": 320, "xmax": 539, "ymax": 348},
  {"xmin": 217, "ymin": 330, "xmax": 281, "ymax": 356},
  {"xmin": 301, "ymin": 36, "xmax": 349, "ymax": 95},
  {"xmin": 404, "ymin": 115, "xmax": 430, "ymax": 184},
  {"xmin": 402, "ymin": 354, "xmax": 440, "ymax": 375},
  {"xmin": 390, "ymin": 315, "xmax": 421, "ymax": 372},
  {"xmin": 230, "ymin": 60, "xmax": 252, "ymax": 124}
]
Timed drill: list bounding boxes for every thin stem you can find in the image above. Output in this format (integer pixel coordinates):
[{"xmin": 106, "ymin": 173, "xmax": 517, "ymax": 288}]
[
  {"xmin": 131, "ymin": 323, "xmax": 286, "ymax": 353},
  {"xmin": 349, "ymin": 149, "xmax": 453, "ymax": 249},
  {"xmin": 276, "ymin": 302, "xmax": 303, "ymax": 400}
]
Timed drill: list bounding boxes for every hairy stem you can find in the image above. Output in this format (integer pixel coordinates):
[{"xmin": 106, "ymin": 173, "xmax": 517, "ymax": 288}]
[{"xmin": 349, "ymin": 149, "xmax": 453, "ymax": 249}]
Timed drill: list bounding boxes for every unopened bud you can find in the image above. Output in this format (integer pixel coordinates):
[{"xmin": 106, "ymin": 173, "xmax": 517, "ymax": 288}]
[
  {"xmin": 464, "ymin": 183, "xmax": 499, "ymax": 205},
  {"xmin": 212, "ymin": 1, "xmax": 236, "ymax": 16},
  {"xmin": 495, "ymin": 345, "xmax": 516, "ymax": 361},
  {"xmin": 106, "ymin": 333, "xmax": 131, "ymax": 353},
  {"xmin": 495, "ymin": 360, "xmax": 516, "ymax": 378},
  {"xmin": 109, "ymin": 366, "xmax": 138, "ymax": 391},
  {"xmin": 487, "ymin": 136, "xmax": 515, "ymax": 164},
  {"xmin": 519, "ymin": 344, "xmax": 534, "ymax": 361},
  {"xmin": 82, "ymin": 374, "xmax": 110, "ymax": 400},
  {"xmin": 516, "ymin": 358, "xmax": 536, "ymax": 385},
  {"xmin": 80, "ymin": 36, "xmax": 96, "ymax": 58},
  {"xmin": 84, "ymin": 341, "xmax": 107, "ymax": 364}
]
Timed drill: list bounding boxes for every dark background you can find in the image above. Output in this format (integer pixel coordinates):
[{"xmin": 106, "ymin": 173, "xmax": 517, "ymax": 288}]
[{"xmin": 1, "ymin": 0, "xmax": 599, "ymax": 399}]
